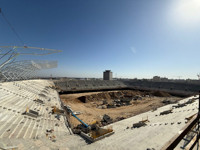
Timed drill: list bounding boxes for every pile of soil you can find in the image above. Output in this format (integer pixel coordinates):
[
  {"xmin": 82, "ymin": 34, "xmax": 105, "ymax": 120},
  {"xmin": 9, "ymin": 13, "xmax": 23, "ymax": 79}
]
[{"xmin": 78, "ymin": 90, "xmax": 143, "ymax": 103}]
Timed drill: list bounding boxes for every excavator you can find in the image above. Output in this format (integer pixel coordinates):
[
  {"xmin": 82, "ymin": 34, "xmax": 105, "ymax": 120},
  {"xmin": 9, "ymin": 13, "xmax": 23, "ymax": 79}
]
[
  {"xmin": 51, "ymin": 105, "xmax": 114, "ymax": 142},
  {"xmin": 65, "ymin": 105, "xmax": 114, "ymax": 142}
]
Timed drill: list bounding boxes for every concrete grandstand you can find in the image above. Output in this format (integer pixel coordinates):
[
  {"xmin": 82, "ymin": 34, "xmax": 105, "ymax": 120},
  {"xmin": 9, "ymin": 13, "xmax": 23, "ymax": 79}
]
[
  {"xmin": 55, "ymin": 79, "xmax": 199, "ymax": 97},
  {"xmin": 54, "ymin": 79, "xmax": 127, "ymax": 92},
  {"xmin": 0, "ymin": 79, "xmax": 200, "ymax": 149}
]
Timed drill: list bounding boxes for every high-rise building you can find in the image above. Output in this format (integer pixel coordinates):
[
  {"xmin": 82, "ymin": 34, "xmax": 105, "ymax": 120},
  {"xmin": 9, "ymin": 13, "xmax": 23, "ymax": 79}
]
[{"xmin": 103, "ymin": 70, "xmax": 112, "ymax": 80}]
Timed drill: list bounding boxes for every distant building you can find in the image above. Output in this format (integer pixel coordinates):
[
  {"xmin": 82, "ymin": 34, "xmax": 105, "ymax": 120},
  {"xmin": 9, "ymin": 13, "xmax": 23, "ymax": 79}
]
[
  {"xmin": 153, "ymin": 76, "xmax": 160, "ymax": 81},
  {"xmin": 152, "ymin": 76, "xmax": 168, "ymax": 82},
  {"xmin": 103, "ymin": 70, "xmax": 113, "ymax": 80},
  {"xmin": 160, "ymin": 77, "xmax": 168, "ymax": 82}
]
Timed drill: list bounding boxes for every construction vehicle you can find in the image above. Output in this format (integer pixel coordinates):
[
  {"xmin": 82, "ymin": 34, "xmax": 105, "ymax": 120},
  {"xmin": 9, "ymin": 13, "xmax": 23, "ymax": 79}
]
[
  {"xmin": 65, "ymin": 105, "xmax": 114, "ymax": 143},
  {"xmin": 51, "ymin": 106, "xmax": 65, "ymax": 115}
]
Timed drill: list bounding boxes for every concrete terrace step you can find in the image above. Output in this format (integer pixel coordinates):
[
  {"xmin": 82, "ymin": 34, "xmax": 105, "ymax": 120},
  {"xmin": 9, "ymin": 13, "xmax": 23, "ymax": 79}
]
[{"xmin": 0, "ymin": 80, "xmax": 72, "ymax": 143}]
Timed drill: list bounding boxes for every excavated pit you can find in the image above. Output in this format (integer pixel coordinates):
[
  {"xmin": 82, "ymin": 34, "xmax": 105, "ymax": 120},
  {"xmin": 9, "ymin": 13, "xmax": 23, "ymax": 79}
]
[{"xmin": 60, "ymin": 90, "xmax": 184, "ymax": 132}]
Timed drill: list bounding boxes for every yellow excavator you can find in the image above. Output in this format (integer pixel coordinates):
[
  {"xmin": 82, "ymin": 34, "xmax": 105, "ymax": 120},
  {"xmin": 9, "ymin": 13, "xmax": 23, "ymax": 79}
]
[
  {"xmin": 51, "ymin": 106, "xmax": 65, "ymax": 115},
  {"xmin": 65, "ymin": 105, "xmax": 114, "ymax": 142}
]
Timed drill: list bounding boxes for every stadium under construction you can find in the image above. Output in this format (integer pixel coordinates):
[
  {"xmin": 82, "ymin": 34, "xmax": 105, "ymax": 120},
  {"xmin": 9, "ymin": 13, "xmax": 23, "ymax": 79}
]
[{"xmin": 0, "ymin": 45, "xmax": 200, "ymax": 149}]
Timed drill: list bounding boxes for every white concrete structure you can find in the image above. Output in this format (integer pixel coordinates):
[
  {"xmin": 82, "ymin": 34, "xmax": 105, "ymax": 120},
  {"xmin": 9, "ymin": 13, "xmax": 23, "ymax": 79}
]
[
  {"xmin": 78, "ymin": 96, "xmax": 198, "ymax": 150},
  {"xmin": 0, "ymin": 80, "xmax": 86, "ymax": 150},
  {"xmin": 0, "ymin": 79, "xmax": 198, "ymax": 150}
]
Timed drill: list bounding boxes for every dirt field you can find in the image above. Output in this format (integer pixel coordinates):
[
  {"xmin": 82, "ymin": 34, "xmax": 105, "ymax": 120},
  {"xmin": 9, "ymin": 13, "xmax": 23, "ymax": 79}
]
[{"xmin": 60, "ymin": 90, "xmax": 182, "ymax": 128}]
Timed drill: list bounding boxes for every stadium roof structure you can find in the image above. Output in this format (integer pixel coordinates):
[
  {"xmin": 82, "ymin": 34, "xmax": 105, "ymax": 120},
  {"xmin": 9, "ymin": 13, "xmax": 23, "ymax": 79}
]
[
  {"xmin": 0, "ymin": 60, "xmax": 58, "ymax": 82},
  {"xmin": 0, "ymin": 46, "xmax": 61, "ymax": 82},
  {"xmin": 0, "ymin": 46, "xmax": 61, "ymax": 69},
  {"xmin": 0, "ymin": 46, "xmax": 62, "ymax": 56}
]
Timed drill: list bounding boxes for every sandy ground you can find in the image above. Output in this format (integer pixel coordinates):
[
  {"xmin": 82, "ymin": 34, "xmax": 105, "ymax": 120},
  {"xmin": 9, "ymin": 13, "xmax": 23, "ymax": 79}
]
[{"xmin": 60, "ymin": 91, "xmax": 182, "ymax": 127}]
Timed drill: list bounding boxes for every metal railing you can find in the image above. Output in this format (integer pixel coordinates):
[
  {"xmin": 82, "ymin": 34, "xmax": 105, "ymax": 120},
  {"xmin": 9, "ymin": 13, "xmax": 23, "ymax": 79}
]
[{"xmin": 162, "ymin": 92, "xmax": 200, "ymax": 150}]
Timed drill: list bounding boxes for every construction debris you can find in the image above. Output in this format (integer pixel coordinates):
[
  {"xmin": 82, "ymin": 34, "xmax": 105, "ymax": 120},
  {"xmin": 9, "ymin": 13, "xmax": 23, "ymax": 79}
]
[
  {"xmin": 74, "ymin": 111, "xmax": 81, "ymax": 115},
  {"xmin": 78, "ymin": 91, "xmax": 143, "ymax": 104},
  {"xmin": 55, "ymin": 114, "xmax": 61, "ymax": 120},
  {"xmin": 132, "ymin": 122, "xmax": 146, "ymax": 128},
  {"xmin": 97, "ymin": 98, "xmax": 134, "ymax": 109},
  {"xmin": 185, "ymin": 98, "xmax": 196, "ymax": 104},
  {"xmin": 115, "ymin": 116, "xmax": 126, "ymax": 121},
  {"xmin": 160, "ymin": 109, "xmax": 173, "ymax": 115},
  {"xmin": 146, "ymin": 148, "xmax": 155, "ymax": 150},
  {"xmin": 185, "ymin": 114, "xmax": 197, "ymax": 121},
  {"xmin": 22, "ymin": 107, "xmax": 39, "ymax": 118},
  {"xmin": 173, "ymin": 103, "xmax": 186, "ymax": 108},
  {"xmin": 46, "ymin": 129, "xmax": 54, "ymax": 133},
  {"xmin": 131, "ymin": 117, "xmax": 149, "ymax": 129},
  {"xmin": 33, "ymin": 99, "xmax": 44, "ymax": 104},
  {"xmin": 101, "ymin": 114, "xmax": 113, "ymax": 126},
  {"xmin": 173, "ymin": 98, "xmax": 197, "ymax": 109},
  {"xmin": 46, "ymin": 129, "xmax": 56, "ymax": 142}
]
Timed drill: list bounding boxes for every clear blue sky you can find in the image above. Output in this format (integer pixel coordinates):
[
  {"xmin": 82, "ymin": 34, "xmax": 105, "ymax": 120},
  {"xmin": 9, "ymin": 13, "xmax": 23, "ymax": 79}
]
[{"xmin": 1, "ymin": 0, "xmax": 200, "ymax": 79}]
